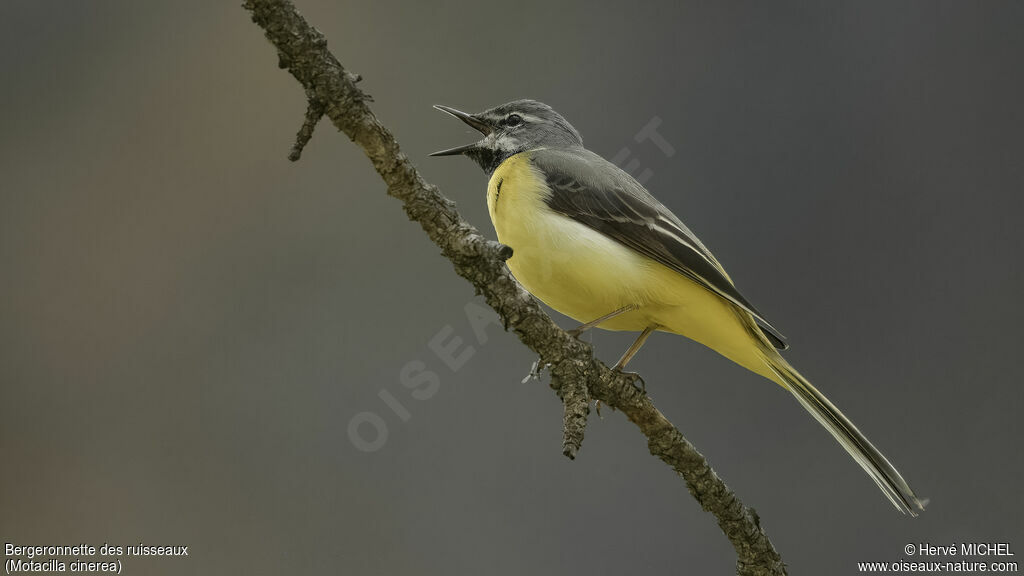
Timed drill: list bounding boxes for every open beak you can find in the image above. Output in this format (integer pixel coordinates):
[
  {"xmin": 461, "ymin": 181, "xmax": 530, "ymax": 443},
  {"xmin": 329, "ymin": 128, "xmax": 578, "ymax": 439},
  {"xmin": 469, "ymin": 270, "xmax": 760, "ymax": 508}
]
[{"xmin": 430, "ymin": 105, "xmax": 491, "ymax": 156}]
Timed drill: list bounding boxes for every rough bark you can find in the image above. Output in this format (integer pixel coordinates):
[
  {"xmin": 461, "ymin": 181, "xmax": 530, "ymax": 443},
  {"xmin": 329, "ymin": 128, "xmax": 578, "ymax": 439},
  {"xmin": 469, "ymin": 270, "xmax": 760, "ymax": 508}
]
[{"xmin": 242, "ymin": 1, "xmax": 787, "ymax": 574}]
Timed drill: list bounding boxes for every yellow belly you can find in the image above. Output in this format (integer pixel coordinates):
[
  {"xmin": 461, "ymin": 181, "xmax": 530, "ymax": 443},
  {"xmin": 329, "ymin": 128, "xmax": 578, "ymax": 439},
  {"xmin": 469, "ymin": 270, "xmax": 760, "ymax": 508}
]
[{"xmin": 487, "ymin": 152, "xmax": 774, "ymax": 379}]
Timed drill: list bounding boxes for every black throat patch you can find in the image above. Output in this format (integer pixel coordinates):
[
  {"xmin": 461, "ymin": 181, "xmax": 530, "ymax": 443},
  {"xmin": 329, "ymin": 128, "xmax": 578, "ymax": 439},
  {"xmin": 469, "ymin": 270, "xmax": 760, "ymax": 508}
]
[{"xmin": 467, "ymin": 146, "xmax": 515, "ymax": 176}]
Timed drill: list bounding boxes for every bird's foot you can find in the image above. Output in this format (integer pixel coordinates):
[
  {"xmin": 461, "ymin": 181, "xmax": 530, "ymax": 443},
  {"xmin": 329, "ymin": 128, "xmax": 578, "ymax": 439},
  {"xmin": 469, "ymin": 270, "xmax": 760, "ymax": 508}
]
[{"xmin": 613, "ymin": 368, "xmax": 646, "ymax": 393}]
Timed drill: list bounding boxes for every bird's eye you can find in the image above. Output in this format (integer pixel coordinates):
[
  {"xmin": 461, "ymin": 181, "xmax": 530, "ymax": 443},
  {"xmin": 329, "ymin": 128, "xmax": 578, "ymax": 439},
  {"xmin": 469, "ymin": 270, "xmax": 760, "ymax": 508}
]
[{"xmin": 503, "ymin": 114, "xmax": 523, "ymax": 127}]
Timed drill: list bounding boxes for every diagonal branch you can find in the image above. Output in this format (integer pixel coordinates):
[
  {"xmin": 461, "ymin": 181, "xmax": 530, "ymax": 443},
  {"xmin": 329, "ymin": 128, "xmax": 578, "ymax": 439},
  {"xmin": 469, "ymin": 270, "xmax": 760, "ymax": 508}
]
[{"xmin": 242, "ymin": 1, "xmax": 786, "ymax": 574}]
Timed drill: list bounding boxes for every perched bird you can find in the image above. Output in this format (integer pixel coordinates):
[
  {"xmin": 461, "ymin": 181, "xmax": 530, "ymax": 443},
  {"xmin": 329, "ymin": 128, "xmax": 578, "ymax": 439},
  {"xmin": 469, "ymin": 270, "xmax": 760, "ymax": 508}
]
[{"xmin": 431, "ymin": 99, "xmax": 925, "ymax": 515}]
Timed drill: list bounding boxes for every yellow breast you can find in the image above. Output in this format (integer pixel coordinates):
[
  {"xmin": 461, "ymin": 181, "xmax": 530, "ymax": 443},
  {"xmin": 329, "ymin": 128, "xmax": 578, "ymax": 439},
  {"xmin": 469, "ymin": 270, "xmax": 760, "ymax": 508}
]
[
  {"xmin": 485, "ymin": 152, "xmax": 777, "ymax": 381},
  {"xmin": 487, "ymin": 152, "xmax": 664, "ymax": 330}
]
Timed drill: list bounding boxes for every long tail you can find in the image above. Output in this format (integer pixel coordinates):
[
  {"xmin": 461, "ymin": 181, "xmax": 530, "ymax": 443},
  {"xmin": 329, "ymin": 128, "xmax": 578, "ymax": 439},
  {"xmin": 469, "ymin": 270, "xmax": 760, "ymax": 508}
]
[{"xmin": 761, "ymin": 351, "xmax": 927, "ymax": 515}]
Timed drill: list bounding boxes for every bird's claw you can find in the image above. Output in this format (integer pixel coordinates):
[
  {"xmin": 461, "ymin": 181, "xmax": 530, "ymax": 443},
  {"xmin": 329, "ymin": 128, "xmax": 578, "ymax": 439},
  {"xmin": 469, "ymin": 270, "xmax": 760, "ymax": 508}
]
[{"xmin": 614, "ymin": 369, "xmax": 646, "ymax": 392}]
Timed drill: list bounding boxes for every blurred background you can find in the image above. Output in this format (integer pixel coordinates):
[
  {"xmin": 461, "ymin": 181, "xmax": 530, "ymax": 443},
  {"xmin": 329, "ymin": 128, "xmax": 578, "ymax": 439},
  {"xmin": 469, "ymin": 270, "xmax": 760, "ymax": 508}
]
[{"xmin": 2, "ymin": 1, "xmax": 1022, "ymax": 573}]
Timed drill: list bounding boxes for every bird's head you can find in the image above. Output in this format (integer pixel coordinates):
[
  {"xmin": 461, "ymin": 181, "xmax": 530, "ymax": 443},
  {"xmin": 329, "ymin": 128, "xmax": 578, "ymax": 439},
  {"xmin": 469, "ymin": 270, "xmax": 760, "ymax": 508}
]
[{"xmin": 430, "ymin": 99, "xmax": 582, "ymax": 174}]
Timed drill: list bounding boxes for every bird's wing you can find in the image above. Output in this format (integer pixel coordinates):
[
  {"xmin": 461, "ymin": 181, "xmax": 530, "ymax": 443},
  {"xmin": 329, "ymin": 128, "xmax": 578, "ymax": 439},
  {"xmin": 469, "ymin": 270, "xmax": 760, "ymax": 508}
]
[{"xmin": 532, "ymin": 148, "xmax": 788, "ymax": 349}]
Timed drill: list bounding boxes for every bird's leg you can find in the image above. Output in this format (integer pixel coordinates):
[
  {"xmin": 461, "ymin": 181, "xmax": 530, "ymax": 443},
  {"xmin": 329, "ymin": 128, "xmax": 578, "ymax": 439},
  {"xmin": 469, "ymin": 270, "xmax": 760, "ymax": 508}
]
[
  {"xmin": 568, "ymin": 304, "xmax": 637, "ymax": 338},
  {"xmin": 613, "ymin": 326, "xmax": 655, "ymax": 370},
  {"xmin": 612, "ymin": 326, "xmax": 655, "ymax": 392}
]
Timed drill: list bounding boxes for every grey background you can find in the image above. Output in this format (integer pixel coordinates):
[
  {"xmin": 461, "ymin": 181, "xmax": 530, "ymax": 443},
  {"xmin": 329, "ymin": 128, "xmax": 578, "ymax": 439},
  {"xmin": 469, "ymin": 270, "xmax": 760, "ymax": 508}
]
[{"xmin": 2, "ymin": 1, "xmax": 1022, "ymax": 574}]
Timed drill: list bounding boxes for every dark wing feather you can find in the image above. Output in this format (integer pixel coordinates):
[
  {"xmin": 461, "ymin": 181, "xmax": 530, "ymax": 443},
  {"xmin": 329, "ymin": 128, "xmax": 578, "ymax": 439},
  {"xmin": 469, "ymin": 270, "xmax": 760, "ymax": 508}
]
[{"xmin": 533, "ymin": 148, "xmax": 788, "ymax": 350}]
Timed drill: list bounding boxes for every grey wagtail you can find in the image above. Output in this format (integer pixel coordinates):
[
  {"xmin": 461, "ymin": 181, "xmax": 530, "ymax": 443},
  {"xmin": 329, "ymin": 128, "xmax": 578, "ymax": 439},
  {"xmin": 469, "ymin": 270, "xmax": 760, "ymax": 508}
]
[{"xmin": 430, "ymin": 99, "xmax": 926, "ymax": 515}]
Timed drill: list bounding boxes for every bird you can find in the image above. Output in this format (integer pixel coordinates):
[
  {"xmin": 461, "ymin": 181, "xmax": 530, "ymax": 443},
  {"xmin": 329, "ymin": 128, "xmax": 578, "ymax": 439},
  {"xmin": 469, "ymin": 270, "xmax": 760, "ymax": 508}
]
[{"xmin": 430, "ymin": 99, "xmax": 926, "ymax": 516}]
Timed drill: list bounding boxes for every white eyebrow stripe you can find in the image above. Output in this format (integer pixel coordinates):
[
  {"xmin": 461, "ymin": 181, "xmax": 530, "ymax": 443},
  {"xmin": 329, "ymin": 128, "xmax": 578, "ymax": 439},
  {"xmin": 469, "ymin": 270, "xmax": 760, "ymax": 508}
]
[{"xmin": 516, "ymin": 114, "xmax": 543, "ymax": 123}]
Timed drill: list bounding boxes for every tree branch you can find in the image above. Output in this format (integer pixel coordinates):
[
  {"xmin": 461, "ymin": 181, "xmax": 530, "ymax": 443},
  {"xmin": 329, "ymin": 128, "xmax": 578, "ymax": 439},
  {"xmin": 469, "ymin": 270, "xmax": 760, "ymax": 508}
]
[{"xmin": 242, "ymin": 1, "xmax": 786, "ymax": 573}]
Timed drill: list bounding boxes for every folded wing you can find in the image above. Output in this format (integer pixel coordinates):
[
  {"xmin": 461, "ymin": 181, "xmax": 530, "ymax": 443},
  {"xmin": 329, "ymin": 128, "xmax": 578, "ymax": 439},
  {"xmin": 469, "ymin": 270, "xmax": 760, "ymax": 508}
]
[{"xmin": 534, "ymin": 148, "xmax": 788, "ymax": 350}]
